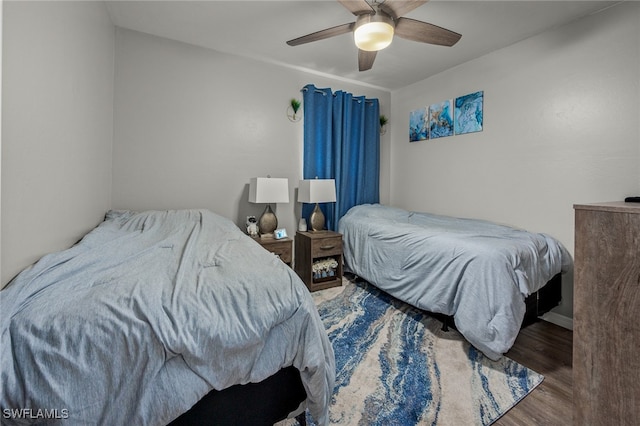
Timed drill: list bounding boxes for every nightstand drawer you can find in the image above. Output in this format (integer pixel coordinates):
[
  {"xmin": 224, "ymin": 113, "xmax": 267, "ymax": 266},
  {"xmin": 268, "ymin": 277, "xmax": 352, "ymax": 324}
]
[
  {"xmin": 310, "ymin": 237, "xmax": 342, "ymax": 258},
  {"xmin": 266, "ymin": 240, "xmax": 292, "ymax": 264},
  {"xmin": 252, "ymin": 237, "xmax": 292, "ymax": 266}
]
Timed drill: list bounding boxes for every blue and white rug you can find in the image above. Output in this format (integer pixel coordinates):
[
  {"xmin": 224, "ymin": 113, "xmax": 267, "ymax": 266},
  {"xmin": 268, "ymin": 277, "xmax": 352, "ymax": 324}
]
[{"xmin": 295, "ymin": 279, "xmax": 543, "ymax": 426}]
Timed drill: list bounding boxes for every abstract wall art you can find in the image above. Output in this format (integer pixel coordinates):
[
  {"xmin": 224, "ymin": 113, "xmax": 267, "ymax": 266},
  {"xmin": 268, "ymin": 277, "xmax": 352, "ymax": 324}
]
[
  {"xmin": 410, "ymin": 90, "xmax": 484, "ymax": 143},
  {"xmin": 429, "ymin": 100, "xmax": 454, "ymax": 139},
  {"xmin": 454, "ymin": 91, "xmax": 484, "ymax": 135},
  {"xmin": 409, "ymin": 107, "xmax": 428, "ymax": 142}
]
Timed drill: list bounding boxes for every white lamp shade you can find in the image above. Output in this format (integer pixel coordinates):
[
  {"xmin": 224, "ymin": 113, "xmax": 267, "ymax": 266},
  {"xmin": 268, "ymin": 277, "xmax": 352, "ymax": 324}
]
[
  {"xmin": 248, "ymin": 177, "xmax": 289, "ymax": 203},
  {"xmin": 298, "ymin": 179, "xmax": 337, "ymax": 203}
]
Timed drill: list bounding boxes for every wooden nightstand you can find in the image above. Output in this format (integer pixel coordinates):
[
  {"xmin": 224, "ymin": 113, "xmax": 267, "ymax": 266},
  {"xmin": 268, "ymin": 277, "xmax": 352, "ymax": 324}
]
[
  {"xmin": 252, "ymin": 236, "xmax": 292, "ymax": 267},
  {"xmin": 294, "ymin": 231, "xmax": 343, "ymax": 292}
]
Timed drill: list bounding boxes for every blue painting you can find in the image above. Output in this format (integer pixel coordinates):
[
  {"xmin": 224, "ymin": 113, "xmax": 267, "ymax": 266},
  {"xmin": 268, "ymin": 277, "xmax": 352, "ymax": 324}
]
[
  {"xmin": 454, "ymin": 91, "xmax": 484, "ymax": 135},
  {"xmin": 429, "ymin": 100, "xmax": 454, "ymax": 139},
  {"xmin": 409, "ymin": 107, "xmax": 428, "ymax": 142}
]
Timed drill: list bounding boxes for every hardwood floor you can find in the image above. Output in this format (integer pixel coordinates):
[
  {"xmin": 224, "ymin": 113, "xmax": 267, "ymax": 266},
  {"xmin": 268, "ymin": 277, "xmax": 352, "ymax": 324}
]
[{"xmin": 494, "ymin": 320, "xmax": 573, "ymax": 426}]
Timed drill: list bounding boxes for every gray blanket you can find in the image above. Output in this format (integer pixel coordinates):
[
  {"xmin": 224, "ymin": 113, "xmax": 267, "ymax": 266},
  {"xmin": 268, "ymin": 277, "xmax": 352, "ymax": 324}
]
[
  {"xmin": 339, "ymin": 204, "xmax": 571, "ymax": 360},
  {"xmin": 1, "ymin": 209, "xmax": 334, "ymax": 425}
]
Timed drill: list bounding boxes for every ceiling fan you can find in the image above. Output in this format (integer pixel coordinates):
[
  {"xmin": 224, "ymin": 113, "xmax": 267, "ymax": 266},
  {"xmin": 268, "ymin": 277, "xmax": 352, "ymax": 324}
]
[{"xmin": 286, "ymin": 0, "xmax": 461, "ymax": 72}]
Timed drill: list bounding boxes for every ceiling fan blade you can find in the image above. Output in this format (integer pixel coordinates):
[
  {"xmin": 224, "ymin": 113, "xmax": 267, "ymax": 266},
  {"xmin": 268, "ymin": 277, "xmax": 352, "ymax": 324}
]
[
  {"xmin": 395, "ymin": 17, "xmax": 461, "ymax": 47},
  {"xmin": 338, "ymin": 0, "xmax": 375, "ymax": 16},
  {"xmin": 379, "ymin": 0, "xmax": 428, "ymax": 20},
  {"xmin": 358, "ymin": 49, "xmax": 377, "ymax": 71},
  {"xmin": 287, "ymin": 22, "xmax": 355, "ymax": 46}
]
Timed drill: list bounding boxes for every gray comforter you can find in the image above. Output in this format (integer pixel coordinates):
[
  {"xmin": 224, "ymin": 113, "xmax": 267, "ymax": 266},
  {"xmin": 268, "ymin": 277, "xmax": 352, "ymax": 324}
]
[
  {"xmin": 1, "ymin": 209, "xmax": 334, "ymax": 425},
  {"xmin": 339, "ymin": 204, "xmax": 571, "ymax": 360}
]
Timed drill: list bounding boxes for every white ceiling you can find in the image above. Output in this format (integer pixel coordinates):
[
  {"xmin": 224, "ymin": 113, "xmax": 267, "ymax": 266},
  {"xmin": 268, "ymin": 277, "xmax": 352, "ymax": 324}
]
[{"xmin": 105, "ymin": 0, "xmax": 622, "ymax": 91}]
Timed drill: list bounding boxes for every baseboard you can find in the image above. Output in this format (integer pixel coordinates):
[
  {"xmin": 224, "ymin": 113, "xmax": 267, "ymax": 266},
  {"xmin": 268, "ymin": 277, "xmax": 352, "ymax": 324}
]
[{"xmin": 540, "ymin": 312, "xmax": 573, "ymax": 330}]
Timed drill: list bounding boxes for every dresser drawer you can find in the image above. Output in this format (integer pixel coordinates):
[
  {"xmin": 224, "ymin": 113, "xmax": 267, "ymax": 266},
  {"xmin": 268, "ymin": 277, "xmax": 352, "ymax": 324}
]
[{"xmin": 310, "ymin": 236, "xmax": 342, "ymax": 258}]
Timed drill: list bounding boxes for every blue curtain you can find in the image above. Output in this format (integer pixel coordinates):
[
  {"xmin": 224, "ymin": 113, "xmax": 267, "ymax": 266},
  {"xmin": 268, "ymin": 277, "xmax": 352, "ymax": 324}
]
[{"xmin": 302, "ymin": 84, "xmax": 380, "ymax": 231}]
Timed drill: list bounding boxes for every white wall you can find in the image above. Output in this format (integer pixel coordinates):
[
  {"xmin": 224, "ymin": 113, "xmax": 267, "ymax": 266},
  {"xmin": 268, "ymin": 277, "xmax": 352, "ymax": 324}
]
[
  {"xmin": 390, "ymin": 1, "xmax": 640, "ymax": 320},
  {"xmin": 112, "ymin": 28, "xmax": 391, "ymax": 236},
  {"xmin": 1, "ymin": 1, "xmax": 115, "ymax": 286}
]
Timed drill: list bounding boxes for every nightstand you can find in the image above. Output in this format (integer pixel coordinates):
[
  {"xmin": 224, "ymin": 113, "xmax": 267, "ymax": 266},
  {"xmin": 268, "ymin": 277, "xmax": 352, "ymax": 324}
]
[
  {"xmin": 294, "ymin": 231, "xmax": 343, "ymax": 291},
  {"xmin": 252, "ymin": 236, "xmax": 292, "ymax": 267}
]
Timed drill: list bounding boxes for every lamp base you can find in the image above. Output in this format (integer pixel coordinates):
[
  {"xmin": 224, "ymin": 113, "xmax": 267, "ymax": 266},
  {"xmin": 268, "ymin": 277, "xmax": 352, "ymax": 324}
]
[
  {"xmin": 309, "ymin": 203, "xmax": 326, "ymax": 232},
  {"xmin": 258, "ymin": 204, "xmax": 278, "ymax": 238}
]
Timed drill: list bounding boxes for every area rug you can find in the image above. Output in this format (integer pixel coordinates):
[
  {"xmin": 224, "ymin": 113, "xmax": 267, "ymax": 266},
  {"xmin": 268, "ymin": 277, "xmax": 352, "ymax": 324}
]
[{"xmin": 291, "ymin": 278, "xmax": 543, "ymax": 426}]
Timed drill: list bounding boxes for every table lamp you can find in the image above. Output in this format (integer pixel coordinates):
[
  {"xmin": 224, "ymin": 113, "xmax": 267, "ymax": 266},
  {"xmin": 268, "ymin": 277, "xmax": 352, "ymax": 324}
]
[
  {"xmin": 298, "ymin": 178, "xmax": 336, "ymax": 231},
  {"xmin": 248, "ymin": 177, "xmax": 289, "ymax": 238}
]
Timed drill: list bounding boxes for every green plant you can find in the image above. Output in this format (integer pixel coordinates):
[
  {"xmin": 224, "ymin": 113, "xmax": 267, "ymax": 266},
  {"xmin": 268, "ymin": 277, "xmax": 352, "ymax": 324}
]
[
  {"xmin": 379, "ymin": 114, "xmax": 389, "ymax": 127},
  {"xmin": 290, "ymin": 98, "xmax": 301, "ymax": 114}
]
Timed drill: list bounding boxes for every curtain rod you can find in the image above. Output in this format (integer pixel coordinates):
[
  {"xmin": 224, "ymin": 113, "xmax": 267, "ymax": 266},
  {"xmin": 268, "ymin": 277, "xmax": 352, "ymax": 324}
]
[
  {"xmin": 300, "ymin": 87, "xmax": 327, "ymax": 95},
  {"xmin": 301, "ymin": 86, "xmax": 377, "ymax": 103}
]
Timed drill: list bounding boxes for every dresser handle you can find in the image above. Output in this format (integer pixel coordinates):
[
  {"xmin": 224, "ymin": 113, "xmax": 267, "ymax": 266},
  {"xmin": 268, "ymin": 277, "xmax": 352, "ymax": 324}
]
[{"xmin": 320, "ymin": 245, "xmax": 335, "ymax": 250}]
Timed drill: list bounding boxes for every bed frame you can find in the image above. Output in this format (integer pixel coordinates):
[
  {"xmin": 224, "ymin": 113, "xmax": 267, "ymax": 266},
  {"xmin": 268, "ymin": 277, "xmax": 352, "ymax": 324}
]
[
  {"xmin": 522, "ymin": 272, "xmax": 562, "ymax": 327},
  {"xmin": 168, "ymin": 366, "xmax": 307, "ymax": 426}
]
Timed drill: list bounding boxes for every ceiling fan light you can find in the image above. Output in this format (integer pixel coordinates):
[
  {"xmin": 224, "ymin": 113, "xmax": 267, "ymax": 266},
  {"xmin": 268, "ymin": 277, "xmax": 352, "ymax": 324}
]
[
  {"xmin": 354, "ymin": 22, "xmax": 394, "ymax": 51},
  {"xmin": 354, "ymin": 12, "xmax": 395, "ymax": 52}
]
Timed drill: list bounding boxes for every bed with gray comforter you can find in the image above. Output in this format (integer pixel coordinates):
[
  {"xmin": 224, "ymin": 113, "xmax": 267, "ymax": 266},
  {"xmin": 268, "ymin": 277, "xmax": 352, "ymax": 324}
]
[
  {"xmin": 339, "ymin": 204, "xmax": 571, "ymax": 360},
  {"xmin": 1, "ymin": 209, "xmax": 335, "ymax": 425}
]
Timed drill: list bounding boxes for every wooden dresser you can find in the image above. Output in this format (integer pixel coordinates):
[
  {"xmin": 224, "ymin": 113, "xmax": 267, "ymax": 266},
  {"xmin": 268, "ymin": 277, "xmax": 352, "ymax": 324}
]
[{"xmin": 573, "ymin": 201, "xmax": 640, "ymax": 425}]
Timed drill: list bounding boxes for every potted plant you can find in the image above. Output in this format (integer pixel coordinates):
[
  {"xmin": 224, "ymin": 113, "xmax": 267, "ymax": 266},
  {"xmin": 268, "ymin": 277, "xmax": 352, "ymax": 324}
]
[
  {"xmin": 379, "ymin": 114, "xmax": 389, "ymax": 134},
  {"xmin": 288, "ymin": 98, "xmax": 302, "ymax": 122}
]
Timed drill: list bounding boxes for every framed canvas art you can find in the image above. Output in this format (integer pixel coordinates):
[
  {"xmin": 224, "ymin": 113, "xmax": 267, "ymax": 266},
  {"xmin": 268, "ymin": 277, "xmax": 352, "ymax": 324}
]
[
  {"xmin": 429, "ymin": 100, "xmax": 454, "ymax": 139},
  {"xmin": 409, "ymin": 107, "xmax": 428, "ymax": 142},
  {"xmin": 454, "ymin": 91, "xmax": 484, "ymax": 135}
]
